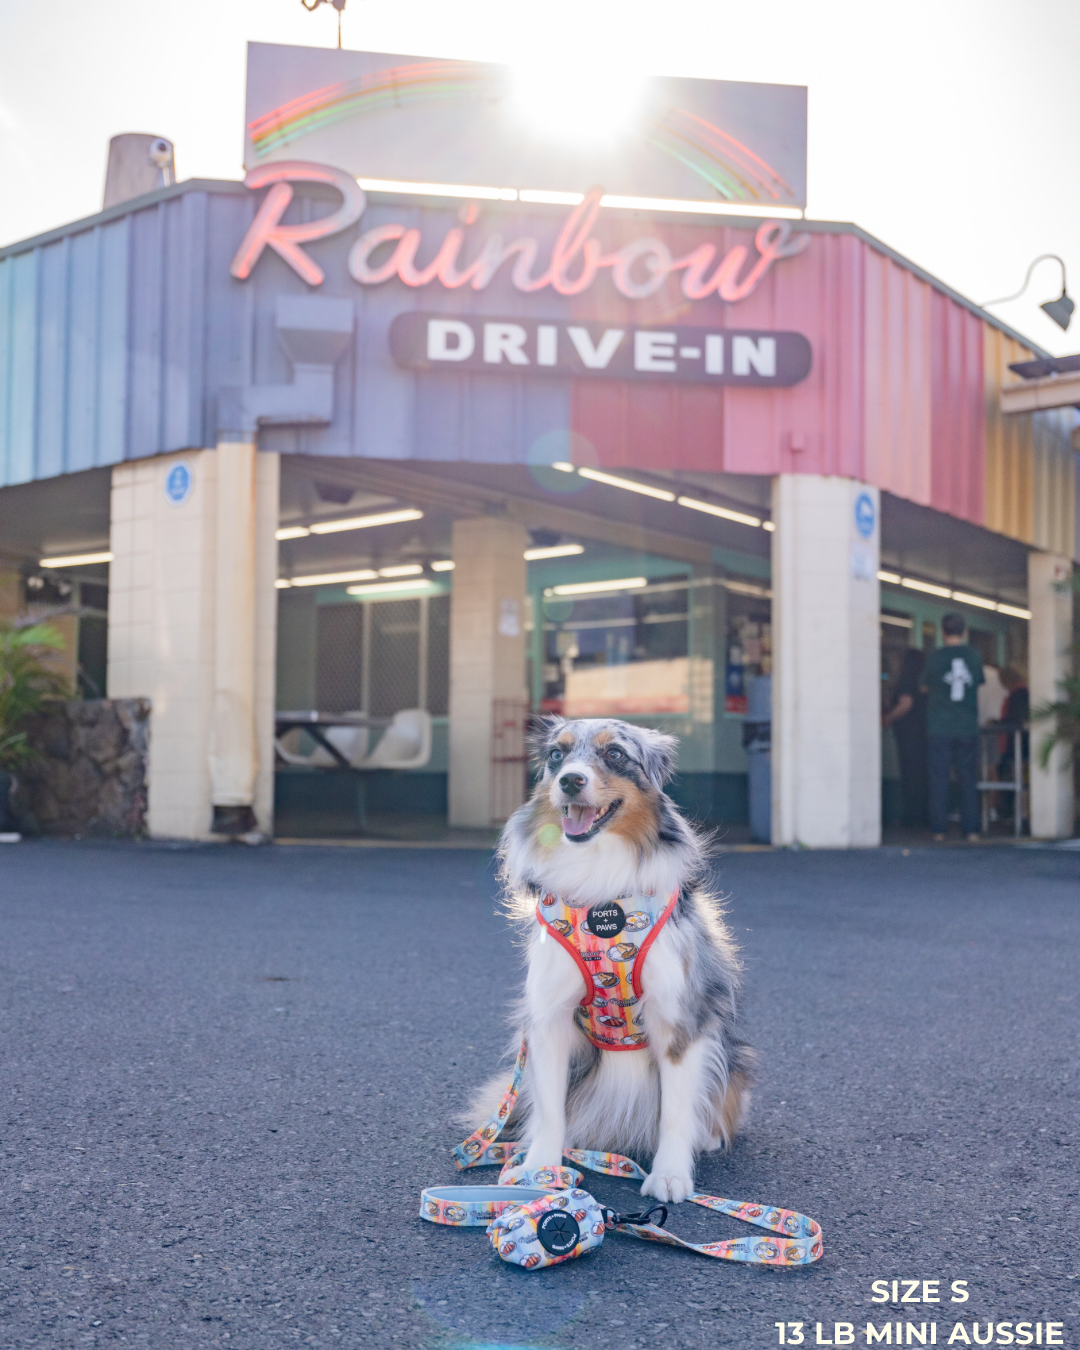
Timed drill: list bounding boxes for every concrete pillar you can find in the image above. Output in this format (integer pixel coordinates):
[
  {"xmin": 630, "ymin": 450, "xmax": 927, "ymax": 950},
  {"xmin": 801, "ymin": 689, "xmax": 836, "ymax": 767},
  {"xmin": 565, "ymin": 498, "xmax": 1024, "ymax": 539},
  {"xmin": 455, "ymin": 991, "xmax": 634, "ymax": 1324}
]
[
  {"xmin": 772, "ymin": 475, "xmax": 881, "ymax": 848},
  {"xmin": 209, "ymin": 442, "xmax": 258, "ymax": 824},
  {"xmin": 108, "ymin": 447, "xmax": 279, "ymax": 840},
  {"xmin": 1028, "ymin": 551, "xmax": 1075, "ymax": 838},
  {"xmin": 448, "ymin": 515, "xmax": 528, "ymax": 828}
]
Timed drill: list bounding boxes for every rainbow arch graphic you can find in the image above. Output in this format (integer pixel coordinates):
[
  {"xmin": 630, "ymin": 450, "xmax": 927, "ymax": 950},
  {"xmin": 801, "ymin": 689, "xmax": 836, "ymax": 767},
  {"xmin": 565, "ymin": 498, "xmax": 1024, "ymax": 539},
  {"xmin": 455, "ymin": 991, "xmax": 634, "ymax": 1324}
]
[{"xmin": 248, "ymin": 61, "xmax": 798, "ymax": 206}]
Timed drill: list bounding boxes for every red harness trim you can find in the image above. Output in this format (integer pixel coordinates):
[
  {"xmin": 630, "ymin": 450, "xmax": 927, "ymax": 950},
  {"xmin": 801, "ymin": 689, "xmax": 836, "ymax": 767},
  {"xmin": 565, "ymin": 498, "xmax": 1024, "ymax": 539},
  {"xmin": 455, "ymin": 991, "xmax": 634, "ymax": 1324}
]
[
  {"xmin": 630, "ymin": 890, "xmax": 679, "ymax": 998},
  {"xmin": 537, "ymin": 897, "xmax": 595, "ymax": 1007}
]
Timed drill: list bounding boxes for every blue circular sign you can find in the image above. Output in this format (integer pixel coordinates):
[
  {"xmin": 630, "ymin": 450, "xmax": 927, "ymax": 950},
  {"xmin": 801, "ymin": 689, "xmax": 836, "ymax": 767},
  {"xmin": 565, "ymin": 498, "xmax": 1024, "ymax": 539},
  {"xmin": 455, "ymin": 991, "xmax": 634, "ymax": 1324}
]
[
  {"xmin": 164, "ymin": 462, "xmax": 193, "ymax": 506},
  {"xmin": 854, "ymin": 491, "xmax": 876, "ymax": 538}
]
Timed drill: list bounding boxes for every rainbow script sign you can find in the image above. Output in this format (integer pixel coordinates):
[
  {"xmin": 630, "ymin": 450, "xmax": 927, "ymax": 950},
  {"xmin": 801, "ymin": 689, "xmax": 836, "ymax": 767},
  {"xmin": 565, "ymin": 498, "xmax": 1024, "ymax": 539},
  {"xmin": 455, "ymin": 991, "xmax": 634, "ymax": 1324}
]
[{"xmin": 229, "ymin": 162, "xmax": 810, "ymax": 304}]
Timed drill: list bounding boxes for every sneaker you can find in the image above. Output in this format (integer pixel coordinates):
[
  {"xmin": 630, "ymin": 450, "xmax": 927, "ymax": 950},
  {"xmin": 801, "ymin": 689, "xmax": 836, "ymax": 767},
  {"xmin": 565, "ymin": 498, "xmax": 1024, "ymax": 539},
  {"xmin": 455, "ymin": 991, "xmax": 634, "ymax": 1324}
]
[
  {"xmin": 0, "ymin": 832, "xmax": 22, "ymax": 843},
  {"xmin": 966, "ymin": 833, "xmax": 980, "ymax": 842},
  {"xmin": 932, "ymin": 833, "xmax": 946, "ymax": 842}
]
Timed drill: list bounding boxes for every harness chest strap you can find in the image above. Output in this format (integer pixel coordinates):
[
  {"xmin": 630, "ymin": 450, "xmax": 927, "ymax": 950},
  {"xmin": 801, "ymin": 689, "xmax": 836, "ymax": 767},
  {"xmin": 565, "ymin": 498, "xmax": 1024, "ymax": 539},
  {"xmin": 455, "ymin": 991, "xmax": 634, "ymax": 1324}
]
[
  {"xmin": 535, "ymin": 889, "xmax": 679, "ymax": 1051},
  {"xmin": 445, "ymin": 1040, "xmax": 823, "ymax": 1267}
]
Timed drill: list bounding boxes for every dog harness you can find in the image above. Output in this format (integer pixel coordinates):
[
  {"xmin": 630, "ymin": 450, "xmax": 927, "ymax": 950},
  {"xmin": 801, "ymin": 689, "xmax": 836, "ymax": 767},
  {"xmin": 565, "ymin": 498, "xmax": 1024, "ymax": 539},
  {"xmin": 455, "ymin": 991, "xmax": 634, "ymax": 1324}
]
[
  {"xmin": 536, "ymin": 889, "xmax": 678, "ymax": 1050},
  {"xmin": 420, "ymin": 1042, "xmax": 825, "ymax": 1269}
]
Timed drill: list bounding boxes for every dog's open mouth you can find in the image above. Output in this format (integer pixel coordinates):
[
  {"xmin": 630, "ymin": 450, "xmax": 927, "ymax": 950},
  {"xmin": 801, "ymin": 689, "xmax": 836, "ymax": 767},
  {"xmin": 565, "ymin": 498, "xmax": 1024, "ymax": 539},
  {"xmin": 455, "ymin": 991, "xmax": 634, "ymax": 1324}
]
[{"xmin": 561, "ymin": 800, "xmax": 621, "ymax": 841}]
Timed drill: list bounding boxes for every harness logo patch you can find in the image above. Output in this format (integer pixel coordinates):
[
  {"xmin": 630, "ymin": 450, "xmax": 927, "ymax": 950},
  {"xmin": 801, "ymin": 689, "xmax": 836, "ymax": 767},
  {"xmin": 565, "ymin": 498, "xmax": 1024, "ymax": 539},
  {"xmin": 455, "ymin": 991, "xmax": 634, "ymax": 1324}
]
[{"xmin": 587, "ymin": 901, "xmax": 626, "ymax": 939}]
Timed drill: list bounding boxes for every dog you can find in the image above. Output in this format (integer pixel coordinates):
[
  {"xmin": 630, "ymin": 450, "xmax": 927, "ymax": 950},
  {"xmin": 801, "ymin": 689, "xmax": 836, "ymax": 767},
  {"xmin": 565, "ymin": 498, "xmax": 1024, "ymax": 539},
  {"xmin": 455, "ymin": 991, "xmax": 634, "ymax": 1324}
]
[{"xmin": 465, "ymin": 716, "xmax": 754, "ymax": 1204}]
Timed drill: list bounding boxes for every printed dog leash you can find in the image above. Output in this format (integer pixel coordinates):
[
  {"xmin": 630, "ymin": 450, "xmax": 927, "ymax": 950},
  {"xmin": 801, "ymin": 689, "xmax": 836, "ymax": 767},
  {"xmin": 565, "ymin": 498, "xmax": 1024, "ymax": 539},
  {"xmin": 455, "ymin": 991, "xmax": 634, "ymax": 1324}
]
[{"xmin": 430, "ymin": 1040, "xmax": 824, "ymax": 1267}]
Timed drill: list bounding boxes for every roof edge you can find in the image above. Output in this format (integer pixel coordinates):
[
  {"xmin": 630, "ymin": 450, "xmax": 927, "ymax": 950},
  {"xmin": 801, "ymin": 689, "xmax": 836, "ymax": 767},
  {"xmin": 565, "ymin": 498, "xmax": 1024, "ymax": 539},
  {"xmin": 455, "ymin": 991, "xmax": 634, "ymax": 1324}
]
[
  {"xmin": 0, "ymin": 179, "xmax": 249, "ymax": 261},
  {"xmin": 0, "ymin": 179, "xmax": 1050, "ymax": 358}
]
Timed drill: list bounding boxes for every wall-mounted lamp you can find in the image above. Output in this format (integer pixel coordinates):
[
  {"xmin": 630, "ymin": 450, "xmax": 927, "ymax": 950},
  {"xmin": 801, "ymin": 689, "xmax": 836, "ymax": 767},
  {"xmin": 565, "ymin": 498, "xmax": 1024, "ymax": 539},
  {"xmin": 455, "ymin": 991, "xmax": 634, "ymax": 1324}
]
[{"xmin": 982, "ymin": 254, "xmax": 1073, "ymax": 331}]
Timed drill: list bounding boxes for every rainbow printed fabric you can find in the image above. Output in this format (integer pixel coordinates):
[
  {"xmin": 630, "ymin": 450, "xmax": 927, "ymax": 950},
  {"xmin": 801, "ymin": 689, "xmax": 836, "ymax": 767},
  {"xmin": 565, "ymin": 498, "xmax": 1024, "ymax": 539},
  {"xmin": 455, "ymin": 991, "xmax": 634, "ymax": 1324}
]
[
  {"xmin": 536, "ymin": 890, "xmax": 678, "ymax": 1050},
  {"xmin": 487, "ymin": 1189, "xmax": 608, "ymax": 1270}
]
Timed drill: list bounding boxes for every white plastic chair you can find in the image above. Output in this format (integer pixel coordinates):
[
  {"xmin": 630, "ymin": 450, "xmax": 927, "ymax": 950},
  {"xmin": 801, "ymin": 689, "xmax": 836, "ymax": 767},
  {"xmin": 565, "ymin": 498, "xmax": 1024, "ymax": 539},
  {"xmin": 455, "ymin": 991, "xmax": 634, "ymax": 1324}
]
[
  {"xmin": 358, "ymin": 709, "xmax": 432, "ymax": 770},
  {"xmin": 274, "ymin": 720, "xmax": 369, "ymax": 768}
]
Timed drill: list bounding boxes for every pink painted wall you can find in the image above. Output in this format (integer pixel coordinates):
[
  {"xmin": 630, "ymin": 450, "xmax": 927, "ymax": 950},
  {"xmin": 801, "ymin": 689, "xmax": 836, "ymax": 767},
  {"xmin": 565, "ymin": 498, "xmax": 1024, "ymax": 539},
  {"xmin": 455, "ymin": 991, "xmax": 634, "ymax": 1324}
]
[{"xmin": 569, "ymin": 226, "xmax": 991, "ymax": 530}]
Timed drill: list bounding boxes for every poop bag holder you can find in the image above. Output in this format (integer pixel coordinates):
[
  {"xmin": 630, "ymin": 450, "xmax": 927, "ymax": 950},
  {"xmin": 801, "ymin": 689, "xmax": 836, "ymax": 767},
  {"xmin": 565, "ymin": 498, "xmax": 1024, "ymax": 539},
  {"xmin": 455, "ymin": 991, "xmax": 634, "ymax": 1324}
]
[{"xmin": 421, "ymin": 1183, "xmax": 613, "ymax": 1269}]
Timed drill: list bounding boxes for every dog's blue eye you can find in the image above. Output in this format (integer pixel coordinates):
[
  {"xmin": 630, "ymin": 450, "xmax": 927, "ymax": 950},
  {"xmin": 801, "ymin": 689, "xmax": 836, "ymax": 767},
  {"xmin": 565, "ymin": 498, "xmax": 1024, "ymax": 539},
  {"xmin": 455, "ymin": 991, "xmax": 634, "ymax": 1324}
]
[
  {"xmin": 549, "ymin": 748, "xmax": 565, "ymax": 764},
  {"xmin": 606, "ymin": 747, "xmax": 625, "ymax": 762}
]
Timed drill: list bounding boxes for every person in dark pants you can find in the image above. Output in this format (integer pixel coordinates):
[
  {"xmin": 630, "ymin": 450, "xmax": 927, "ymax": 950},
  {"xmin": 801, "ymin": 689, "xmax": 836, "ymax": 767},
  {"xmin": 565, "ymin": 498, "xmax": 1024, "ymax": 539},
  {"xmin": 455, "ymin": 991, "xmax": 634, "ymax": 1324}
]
[
  {"xmin": 922, "ymin": 613, "xmax": 985, "ymax": 840},
  {"xmin": 882, "ymin": 647, "xmax": 928, "ymax": 828}
]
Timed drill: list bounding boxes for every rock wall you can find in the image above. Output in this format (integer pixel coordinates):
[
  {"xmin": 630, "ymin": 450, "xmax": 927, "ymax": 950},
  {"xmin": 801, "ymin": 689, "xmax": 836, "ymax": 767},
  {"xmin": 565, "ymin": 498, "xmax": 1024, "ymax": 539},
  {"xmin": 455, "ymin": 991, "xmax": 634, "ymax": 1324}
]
[{"xmin": 11, "ymin": 699, "xmax": 150, "ymax": 837}]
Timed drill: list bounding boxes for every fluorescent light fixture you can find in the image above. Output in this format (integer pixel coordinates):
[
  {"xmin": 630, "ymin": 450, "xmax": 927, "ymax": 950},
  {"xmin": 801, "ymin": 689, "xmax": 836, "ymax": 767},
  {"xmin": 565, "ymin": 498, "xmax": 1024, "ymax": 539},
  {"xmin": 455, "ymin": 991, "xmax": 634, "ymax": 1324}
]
[
  {"xmin": 723, "ymin": 580, "xmax": 771, "ymax": 597},
  {"xmin": 546, "ymin": 577, "xmax": 647, "ymax": 596},
  {"xmin": 550, "ymin": 462, "xmax": 576, "ymax": 473},
  {"xmin": 275, "ymin": 526, "xmax": 310, "ymax": 541},
  {"xmin": 357, "ymin": 176, "xmax": 518, "ymax": 202},
  {"xmin": 430, "ymin": 560, "xmax": 455, "ymax": 572},
  {"xmin": 289, "ymin": 569, "xmax": 378, "ymax": 588},
  {"xmin": 524, "ymin": 543, "xmax": 585, "ymax": 561},
  {"xmin": 39, "ymin": 551, "xmax": 113, "ymax": 568},
  {"xmin": 275, "ymin": 579, "xmax": 292, "ymax": 589},
  {"xmin": 677, "ymin": 496, "xmax": 761, "ymax": 528},
  {"xmin": 762, "ymin": 521, "xmax": 776, "ymax": 532},
  {"xmin": 877, "ymin": 570, "xmax": 902, "ymax": 585},
  {"xmin": 950, "ymin": 591, "xmax": 998, "ymax": 611},
  {"xmin": 346, "ymin": 578, "xmax": 434, "ymax": 596},
  {"xmin": 576, "ymin": 468, "xmax": 676, "ymax": 502},
  {"xmin": 996, "ymin": 603, "xmax": 1031, "ymax": 619},
  {"xmin": 519, "ymin": 188, "xmax": 586, "ymax": 206},
  {"xmin": 309, "ymin": 508, "xmax": 423, "ymax": 535},
  {"xmin": 901, "ymin": 577, "xmax": 953, "ymax": 598},
  {"xmin": 880, "ymin": 614, "xmax": 914, "ymax": 628},
  {"xmin": 600, "ymin": 194, "xmax": 803, "ymax": 220},
  {"xmin": 378, "ymin": 564, "xmax": 423, "ymax": 577}
]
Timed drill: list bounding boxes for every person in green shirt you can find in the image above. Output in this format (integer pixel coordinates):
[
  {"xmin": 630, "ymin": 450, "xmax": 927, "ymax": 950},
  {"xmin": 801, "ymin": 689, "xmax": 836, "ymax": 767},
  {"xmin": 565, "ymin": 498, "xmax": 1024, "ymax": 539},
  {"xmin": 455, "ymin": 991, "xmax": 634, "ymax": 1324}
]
[{"xmin": 921, "ymin": 612, "xmax": 985, "ymax": 840}]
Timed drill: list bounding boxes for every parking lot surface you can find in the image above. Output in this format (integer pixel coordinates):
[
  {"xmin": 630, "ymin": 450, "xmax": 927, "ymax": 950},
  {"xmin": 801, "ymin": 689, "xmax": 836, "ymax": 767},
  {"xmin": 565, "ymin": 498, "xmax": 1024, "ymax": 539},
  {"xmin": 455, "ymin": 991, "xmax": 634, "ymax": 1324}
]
[{"xmin": 1, "ymin": 840, "xmax": 1078, "ymax": 1349}]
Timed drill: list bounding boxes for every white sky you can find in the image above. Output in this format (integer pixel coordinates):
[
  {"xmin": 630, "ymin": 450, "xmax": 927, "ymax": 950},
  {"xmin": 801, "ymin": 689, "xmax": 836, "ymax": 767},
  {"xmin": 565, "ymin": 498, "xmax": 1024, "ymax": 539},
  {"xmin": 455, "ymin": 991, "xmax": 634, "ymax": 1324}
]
[{"xmin": 1, "ymin": 0, "xmax": 1078, "ymax": 354}]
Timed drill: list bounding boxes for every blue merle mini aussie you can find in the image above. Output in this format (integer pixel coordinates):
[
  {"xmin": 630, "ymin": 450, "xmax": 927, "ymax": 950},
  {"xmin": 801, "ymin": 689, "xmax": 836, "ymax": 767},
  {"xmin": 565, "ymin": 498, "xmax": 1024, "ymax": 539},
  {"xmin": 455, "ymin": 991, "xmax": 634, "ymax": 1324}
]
[{"xmin": 466, "ymin": 716, "xmax": 754, "ymax": 1203}]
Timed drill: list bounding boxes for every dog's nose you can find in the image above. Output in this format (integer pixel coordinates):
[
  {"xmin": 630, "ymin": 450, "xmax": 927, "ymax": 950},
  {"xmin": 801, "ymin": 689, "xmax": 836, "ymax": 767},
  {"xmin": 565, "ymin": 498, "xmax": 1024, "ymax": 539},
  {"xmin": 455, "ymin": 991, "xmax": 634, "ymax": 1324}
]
[{"xmin": 559, "ymin": 772, "xmax": 587, "ymax": 796}]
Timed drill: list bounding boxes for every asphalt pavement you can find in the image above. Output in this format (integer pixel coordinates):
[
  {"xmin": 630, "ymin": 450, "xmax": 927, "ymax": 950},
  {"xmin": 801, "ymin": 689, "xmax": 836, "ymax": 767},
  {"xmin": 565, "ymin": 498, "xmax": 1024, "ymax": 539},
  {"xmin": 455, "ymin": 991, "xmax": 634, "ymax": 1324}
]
[{"xmin": 1, "ymin": 839, "xmax": 1078, "ymax": 1350}]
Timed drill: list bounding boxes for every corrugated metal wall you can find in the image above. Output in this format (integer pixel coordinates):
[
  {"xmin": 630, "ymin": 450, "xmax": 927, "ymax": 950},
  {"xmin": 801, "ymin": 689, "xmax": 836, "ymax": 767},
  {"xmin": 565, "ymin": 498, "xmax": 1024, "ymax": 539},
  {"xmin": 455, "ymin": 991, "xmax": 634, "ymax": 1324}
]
[
  {"xmin": 983, "ymin": 326, "xmax": 1075, "ymax": 558},
  {"xmin": 1, "ymin": 181, "xmax": 1076, "ymax": 558},
  {"xmin": 862, "ymin": 250, "xmax": 932, "ymax": 506}
]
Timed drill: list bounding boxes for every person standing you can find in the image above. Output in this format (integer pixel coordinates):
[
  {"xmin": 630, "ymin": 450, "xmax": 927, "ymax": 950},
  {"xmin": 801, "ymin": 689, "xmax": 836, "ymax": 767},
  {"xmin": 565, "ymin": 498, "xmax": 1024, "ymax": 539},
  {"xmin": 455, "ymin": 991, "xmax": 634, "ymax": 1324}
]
[
  {"xmin": 922, "ymin": 613, "xmax": 985, "ymax": 840},
  {"xmin": 882, "ymin": 647, "xmax": 928, "ymax": 828}
]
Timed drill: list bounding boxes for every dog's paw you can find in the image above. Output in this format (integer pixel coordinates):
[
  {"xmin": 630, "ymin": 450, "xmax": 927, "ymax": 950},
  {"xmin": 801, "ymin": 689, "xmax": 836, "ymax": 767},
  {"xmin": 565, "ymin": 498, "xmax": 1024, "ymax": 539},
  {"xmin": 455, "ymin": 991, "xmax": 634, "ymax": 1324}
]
[{"xmin": 641, "ymin": 1167, "xmax": 694, "ymax": 1204}]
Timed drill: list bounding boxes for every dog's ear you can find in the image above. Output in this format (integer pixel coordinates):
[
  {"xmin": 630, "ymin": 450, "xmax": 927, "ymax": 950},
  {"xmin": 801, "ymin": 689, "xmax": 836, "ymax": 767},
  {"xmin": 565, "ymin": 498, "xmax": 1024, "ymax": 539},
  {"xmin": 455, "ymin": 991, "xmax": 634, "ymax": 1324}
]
[
  {"xmin": 636, "ymin": 726, "xmax": 678, "ymax": 789},
  {"xmin": 528, "ymin": 714, "xmax": 566, "ymax": 771}
]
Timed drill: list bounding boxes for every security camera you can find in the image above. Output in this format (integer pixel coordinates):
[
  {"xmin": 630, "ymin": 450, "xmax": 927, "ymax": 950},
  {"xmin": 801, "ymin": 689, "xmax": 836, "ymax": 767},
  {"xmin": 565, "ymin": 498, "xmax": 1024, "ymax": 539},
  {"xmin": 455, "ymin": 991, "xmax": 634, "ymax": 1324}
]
[{"xmin": 149, "ymin": 139, "xmax": 173, "ymax": 168}]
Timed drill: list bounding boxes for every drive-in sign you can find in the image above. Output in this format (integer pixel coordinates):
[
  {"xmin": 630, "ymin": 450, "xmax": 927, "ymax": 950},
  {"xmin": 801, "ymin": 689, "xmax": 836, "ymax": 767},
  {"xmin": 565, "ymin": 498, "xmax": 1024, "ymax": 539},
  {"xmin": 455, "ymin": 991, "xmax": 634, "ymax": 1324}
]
[{"xmin": 389, "ymin": 314, "xmax": 812, "ymax": 387}]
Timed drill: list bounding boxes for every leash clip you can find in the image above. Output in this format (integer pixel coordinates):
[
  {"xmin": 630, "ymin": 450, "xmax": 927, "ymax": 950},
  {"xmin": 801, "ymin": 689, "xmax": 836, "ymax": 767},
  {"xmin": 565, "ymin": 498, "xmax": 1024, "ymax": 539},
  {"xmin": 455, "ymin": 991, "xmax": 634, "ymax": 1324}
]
[{"xmin": 602, "ymin": 1203, "xmax": 668, "ymax": 1231}]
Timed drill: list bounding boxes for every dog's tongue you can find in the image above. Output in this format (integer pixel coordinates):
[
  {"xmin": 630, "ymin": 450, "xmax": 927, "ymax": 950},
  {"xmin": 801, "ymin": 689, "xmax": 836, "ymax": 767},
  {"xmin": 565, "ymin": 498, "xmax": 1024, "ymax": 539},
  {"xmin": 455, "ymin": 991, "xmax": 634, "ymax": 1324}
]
[{"xmin": 562, "ymin": 804, "xmax": 599, "ymax": 836}]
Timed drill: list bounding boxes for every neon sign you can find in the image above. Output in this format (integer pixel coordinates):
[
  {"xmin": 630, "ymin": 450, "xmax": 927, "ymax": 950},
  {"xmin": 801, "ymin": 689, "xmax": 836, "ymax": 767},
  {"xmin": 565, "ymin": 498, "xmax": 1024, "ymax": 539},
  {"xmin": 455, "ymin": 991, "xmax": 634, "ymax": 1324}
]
[{"xmin": 230, "ymin": 161, "xmax": 809, "ymax": 303}]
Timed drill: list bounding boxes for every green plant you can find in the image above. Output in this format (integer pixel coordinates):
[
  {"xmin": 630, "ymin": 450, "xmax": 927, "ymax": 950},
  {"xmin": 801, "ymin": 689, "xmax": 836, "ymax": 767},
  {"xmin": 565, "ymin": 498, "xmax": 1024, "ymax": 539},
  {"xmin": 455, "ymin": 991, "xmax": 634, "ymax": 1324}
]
[
  {"xmin": 1032, "ymin": 572, "xmax": 1080, "ymax": 769},
  {"xmin": 0, "ymin": 622, "xmax": 67, "ymax": 770}
]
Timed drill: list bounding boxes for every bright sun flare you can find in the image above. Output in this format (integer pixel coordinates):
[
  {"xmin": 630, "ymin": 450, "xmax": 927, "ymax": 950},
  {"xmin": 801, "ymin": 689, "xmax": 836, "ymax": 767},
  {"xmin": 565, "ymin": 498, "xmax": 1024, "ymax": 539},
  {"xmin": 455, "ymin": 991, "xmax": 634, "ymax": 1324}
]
[{"xmin": 507, "ymin": 60, "xmax": 648, "ymax": 143}]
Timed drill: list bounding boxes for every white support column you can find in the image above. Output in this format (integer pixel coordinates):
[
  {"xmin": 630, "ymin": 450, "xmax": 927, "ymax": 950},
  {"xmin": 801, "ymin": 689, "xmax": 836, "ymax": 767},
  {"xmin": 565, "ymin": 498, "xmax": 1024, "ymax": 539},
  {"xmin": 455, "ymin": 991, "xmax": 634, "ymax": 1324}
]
[
  {"xmin": 448, "ymin": 515, "xmax": 528, "ymax": 828},
  {"xmin": 1028, "ymin": 551, "xmax": 1075, "ymax": 838},
  {"xmin": 209, "ymin": 441, "xmax": 257, "ymax": 814},
  {"xmin": 772, "ymin": 474, "xmax": 882, "ymax": 848},
  {"xmin": 108, "ymin": 447, "xmax": 279, "ymax": 840},
  {"xmin": 253, "ymin": 451, "xmax": 281, "ymax": 835}
]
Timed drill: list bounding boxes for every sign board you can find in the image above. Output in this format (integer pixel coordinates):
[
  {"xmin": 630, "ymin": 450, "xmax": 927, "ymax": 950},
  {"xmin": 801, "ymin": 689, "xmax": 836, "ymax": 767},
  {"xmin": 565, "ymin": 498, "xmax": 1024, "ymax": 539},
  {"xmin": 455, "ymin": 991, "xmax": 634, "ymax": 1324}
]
[
  {"xmin": 244, "ymin": 43, "xmax": 807, "ymax": 211},
  {"xmin": 389, "ymin": 314, "xmax": 812, "ymax": 387}
]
